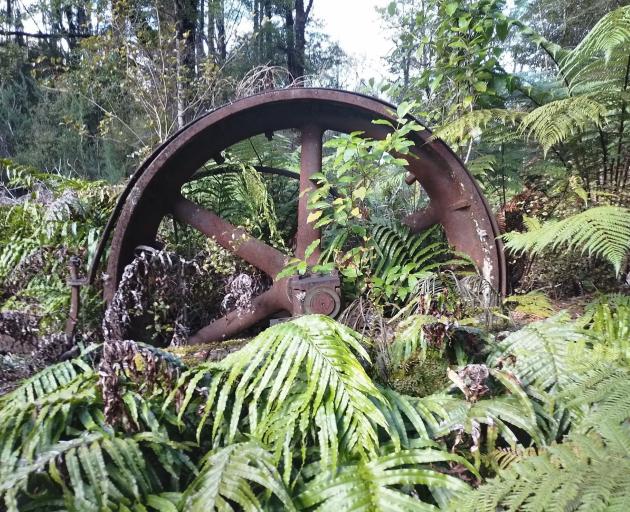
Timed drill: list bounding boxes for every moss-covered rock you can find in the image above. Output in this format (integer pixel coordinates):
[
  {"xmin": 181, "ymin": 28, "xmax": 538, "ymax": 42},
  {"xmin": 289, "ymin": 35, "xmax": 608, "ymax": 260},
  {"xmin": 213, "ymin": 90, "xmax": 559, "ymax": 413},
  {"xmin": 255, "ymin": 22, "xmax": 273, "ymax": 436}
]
[
  {"xmin": 166, "ymin": 338, "xmax": 249, "ymax": 366},
  {"xmin": 387, "ymin": 347, "xmax": 450, "ymax": 397}
]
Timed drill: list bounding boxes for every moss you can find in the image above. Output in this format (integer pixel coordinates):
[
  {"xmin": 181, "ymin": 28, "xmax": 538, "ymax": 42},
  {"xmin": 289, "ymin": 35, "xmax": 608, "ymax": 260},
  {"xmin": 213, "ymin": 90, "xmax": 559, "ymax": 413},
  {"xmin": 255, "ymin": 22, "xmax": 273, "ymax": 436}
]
[
  {"xmin": 387, "ymin": 347, "xmax": 450, "ymax": 397},
  {"xmin": 166, "ymin": 338, "xmax": 249, "ymax": 366}
]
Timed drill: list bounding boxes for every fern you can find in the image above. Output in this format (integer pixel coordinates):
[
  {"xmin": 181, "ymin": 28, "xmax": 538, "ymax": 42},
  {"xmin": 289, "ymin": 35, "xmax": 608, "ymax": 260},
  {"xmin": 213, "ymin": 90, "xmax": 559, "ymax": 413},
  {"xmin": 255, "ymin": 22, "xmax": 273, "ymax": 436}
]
[
  {"xmin": 371, "ymin": 223, "xmax": 451, "ymax": 279},
  {"xmin": 376, "ymin": 387, "xmax": 449, "ymax": 446},
  {"xmin": 180, "ymin": 442, "xmax": 295, "ymax": 511},
  {"xmin": 298, "ymin": 447, "xmax": 474, "ymax": 511},
  {"xmin": 0, "ymin": 432, "xmax": 193, "ymax": 511},
  {"xmin": 503, "ymin": 206, "xmax": 630, "ymax": 275},
  {"xmin": 520, "ymin": 96, "xmax": 607, "ymax": 153},
  {"xmin": 453, "ymin": 431, "xmax": 630, "ymax": 512},
  {"xmin": 433, "ymin": 109, "xmax": 524, "ymax": 145},
  {"xmin": 504, "ymin": 291, "xmax": 556, "ymax": 319},
  {"xmin": 488, "ymin": 314, "xmax": 590, "ymax": 392},
  {"xmin": 166, "ymin": 315, "xmax": 389, "ymax": 469},
  {"xmin": 578, "ymin": 294, "xmax": 630, "ymax": 360},
  {"xmin": 562, "ymin": 6, "xmax": 630, "ymax": 71},
  {"xmin": 388, "ymin": 314, "xmax": 437, "ymax": 367},
  {"xmin": 561, "ymin": 363, "xmax": 630, "ymax": 452}
]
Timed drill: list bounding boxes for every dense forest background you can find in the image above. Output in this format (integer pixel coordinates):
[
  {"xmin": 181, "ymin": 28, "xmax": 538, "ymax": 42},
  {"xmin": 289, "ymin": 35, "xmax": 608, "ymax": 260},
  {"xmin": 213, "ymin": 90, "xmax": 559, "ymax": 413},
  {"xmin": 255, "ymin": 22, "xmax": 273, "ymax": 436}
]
[{"xmin": 1, "ymin": 1, "xmax": 630, "ymax": 511}]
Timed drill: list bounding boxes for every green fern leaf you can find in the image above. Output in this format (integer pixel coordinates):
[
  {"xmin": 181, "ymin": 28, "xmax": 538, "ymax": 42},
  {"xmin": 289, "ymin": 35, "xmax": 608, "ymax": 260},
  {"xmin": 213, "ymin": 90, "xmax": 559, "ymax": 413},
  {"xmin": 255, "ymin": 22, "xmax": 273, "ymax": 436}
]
[
  {"xmin": 503, "ymin": 206, "xmax": 630, "ymax": 275},
  {"xmin": 298, "ymin": 448, "xmax": 473, "ymax": 511},
  {"xmin": 180, "ymin": 442, "xmax": 295, "ymax": 511}
]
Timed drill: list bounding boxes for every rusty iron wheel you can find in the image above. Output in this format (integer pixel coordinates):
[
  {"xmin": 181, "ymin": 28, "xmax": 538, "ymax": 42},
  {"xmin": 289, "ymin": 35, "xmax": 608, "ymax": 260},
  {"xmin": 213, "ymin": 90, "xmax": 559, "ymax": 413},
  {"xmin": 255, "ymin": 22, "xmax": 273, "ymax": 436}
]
[{"xmin": 92, "ymin": 89, "xmax": 506, "ymax": 345}]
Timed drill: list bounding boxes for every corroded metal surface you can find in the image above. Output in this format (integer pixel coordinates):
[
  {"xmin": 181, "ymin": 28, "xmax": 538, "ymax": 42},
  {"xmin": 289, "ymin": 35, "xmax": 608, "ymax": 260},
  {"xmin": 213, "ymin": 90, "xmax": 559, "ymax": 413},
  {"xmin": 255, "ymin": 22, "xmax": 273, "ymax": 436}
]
[{"xmin": 94, "ymin": 88, "xmax": 506, "ymax": 344}]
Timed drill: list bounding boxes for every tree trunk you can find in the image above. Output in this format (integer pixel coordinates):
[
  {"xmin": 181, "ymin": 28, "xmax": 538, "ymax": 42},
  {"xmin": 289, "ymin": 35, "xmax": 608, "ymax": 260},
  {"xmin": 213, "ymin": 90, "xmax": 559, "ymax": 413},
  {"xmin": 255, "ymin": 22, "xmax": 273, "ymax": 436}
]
[
  {"xmin": 254, "ymin": 0, "xmax": 261, "ymax": 62},
  {"xmin": 216, "ymin": 0, "xmax": 226, "ymax": 63},
  {"xmin": 285, "ymin": 0, "xmax": 313, "ymax": 84},
  {"xmin": 293, "ymin": 0, "xmax": 306, "ymax": 80},
  {"xmin": 174, "ymin": 0, "xmax": 199, "ymax": 128},
  {"xmin": 263, "ymin": 0, "xmax": 272, "ymax": 62},
  {"xmin": 284, "ymin": 4, "xmax": 295, "ymax": 79},
  {"xmin": 208, "ymin": 0, "xmax": 216, "ymax": 59},
  {"xmin": 196, "ymin": 0, "xmax": 205, "ymax": 64}
]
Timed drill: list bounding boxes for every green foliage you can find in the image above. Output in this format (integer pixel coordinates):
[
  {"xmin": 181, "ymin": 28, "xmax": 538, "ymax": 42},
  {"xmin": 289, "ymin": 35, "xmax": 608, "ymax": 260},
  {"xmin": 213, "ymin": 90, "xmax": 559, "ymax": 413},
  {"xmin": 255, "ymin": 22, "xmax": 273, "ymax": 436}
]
[
  {"xmin": 454, "ymin": 431, "xmax": 630, "ymax": 512},
  {"xmin": 0, "ymin": 160, "xmax": 117, "ymax": 330},
  {"xmin": 297, "ymin": 447, "xmax": 472, "ymax": 510},
  {"xmin": 503, "ymin": 206, "xmax": 630, "ymax": 275},
  {"xmin": 183, "ymin": 164, "xmax": 287, "ymax": 250},
  {"xmin": 578, "ymin": 294, "xmax": 630, "ymax": 361},
  {"xmin": 2, "ymin": 295, "xmax": 630, "ymax": 510},
  {"xmin": 488, "ymin": 314, "xmax": 588, "ymax": 392},
  {"xmin": 181, "ymin": 442, "xmax": 295, "ymax": 511},
  {"xmin": 167, "ymin": 315, "xmax": 388, "ymax": 468},
  {"xmin": 504, "ymin": 291, "xmax": 556, "ymax": 319}
]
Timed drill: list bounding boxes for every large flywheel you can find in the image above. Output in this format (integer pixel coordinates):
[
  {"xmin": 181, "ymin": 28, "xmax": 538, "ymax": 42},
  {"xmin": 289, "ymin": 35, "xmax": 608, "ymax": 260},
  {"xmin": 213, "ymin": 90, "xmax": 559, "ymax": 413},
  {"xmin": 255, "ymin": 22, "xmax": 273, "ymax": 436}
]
[{"xmin": 93, "ymin": 89, "xmax": 506, "ymax": 344}]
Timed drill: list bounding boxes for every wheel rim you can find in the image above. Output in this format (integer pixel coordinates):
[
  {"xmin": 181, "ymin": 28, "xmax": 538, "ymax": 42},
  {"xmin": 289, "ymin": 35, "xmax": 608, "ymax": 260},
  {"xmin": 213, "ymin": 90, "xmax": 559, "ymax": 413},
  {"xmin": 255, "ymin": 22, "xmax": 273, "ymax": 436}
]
[{"xmin": 97, "ymin": 88, "xmax": 506, "ymax": 343}]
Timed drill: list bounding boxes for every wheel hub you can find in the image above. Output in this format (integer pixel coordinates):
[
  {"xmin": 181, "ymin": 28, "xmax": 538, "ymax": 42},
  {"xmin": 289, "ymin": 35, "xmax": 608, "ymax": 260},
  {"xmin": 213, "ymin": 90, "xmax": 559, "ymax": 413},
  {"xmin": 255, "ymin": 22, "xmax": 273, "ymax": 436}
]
[{"xmin": 289, "ymin": 272, "xmax": 341, "ymax": 317}]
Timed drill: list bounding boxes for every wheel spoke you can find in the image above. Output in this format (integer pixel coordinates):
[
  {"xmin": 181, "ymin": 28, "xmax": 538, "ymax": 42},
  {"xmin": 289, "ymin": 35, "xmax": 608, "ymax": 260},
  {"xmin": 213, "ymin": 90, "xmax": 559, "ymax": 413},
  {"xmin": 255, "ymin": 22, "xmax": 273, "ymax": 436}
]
[
  {"xmin": 296, "ymin": 124, "xmax": 324, "ymax": 264},
  {"xmin": 402, "ymin": 202, "xmax": 440, "ymax": 233},
  {"xmin": 186, "ymin": 281, "xmax": 291, "ymax": 344},
  {"xmin": 403, "ymin": 199, "xmax": 472, "ymax": 233},
  {"xmin": 171, "ymin": 195, "xmax": 287, "ymax": 278}
]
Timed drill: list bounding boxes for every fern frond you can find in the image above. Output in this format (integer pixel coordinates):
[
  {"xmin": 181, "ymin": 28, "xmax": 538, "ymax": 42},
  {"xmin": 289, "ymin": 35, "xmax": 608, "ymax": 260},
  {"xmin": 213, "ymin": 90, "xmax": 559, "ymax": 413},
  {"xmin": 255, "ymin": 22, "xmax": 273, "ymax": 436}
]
[
  {"xmin": 433, "ymin": 109, "xmax": 524, "ymax": 144},
  {"xmin": 370, "ymin": 222, "xmax": 449, "ymax": 278},
  {"xmin": 388, "ymin": 314, "xmax": 437, "ymax": 366},
  {"xmin": 563, "ymin": 6, "xmax": 630, "ymax": 67},
  {"xmin": 519, "ymin": 96, "xmax": 607, "ymax": 152},
  {"xmin": 488, "ymin": 314, "xmax": 590, "ymax": 392},
  {"xmin": 504, "ymin": 291, "xmax": 556, "ymax": 319},
  {"xmin": 561, "ymin": 363, "xmax": 630, "ymax": 453},
  {"xmin": 453, "ymin": 431, "xmax": 630, "ymax": 512},
  {"xmin": 1, "ymin": 432, "xmax": 191, "ymax": 511},
  {"xmin": 180, "ymin": 442, "xmax": 295, "ymax": 511},
  {"xmin": 168, "ymin": 315, "xmax": 389, "ymax": 469},
  {"xmin": 0, "ymin": 368, "xmax": 99, "ymax": 482},
  {"xmin": 298, "ymin": 447, "xmax": 473, "ymax": 510},
  {"xmin": 376, "ymin": 387, "xmax": 450, "ymax": 446},
  {"xmin": 503, "ymin": 206, "xmax": 630, "ymax": 275},
  {"xmin": 0, "ymin": 357, "xmax": 93, "ymax": 406},
  {"xmin": 577, "ymin": 294, "xmax": 630, "ymax": 360}
]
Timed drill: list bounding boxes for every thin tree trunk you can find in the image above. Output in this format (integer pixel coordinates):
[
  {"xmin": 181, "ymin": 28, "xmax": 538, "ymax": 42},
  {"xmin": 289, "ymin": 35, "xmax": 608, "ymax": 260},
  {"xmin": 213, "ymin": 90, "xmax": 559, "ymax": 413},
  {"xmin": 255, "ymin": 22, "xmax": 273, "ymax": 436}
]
[
  {"xmin": 208, "ymin": 0, "xmax": 216, "ymax": 60},
  {"xmin": 216, "ymin": 0, "xmax": 226, "ymax": 62},
  {"xmin": 254, "ymin": 0, "xmax": 261, "ymax": 62},
  {"xmin": 196, "ymin": 0, "xmax": 205, "ymax": 65},
  {"xmin": 175, "ymin": 0, "xmax": 199, "ymax": 128},
  {"xmin": 284, "ymin": 4, "xmax": 295, "ymax": 79},
  {"xmin": 264, "ymin": 0, "xmax": 272, "ymax": 62}
]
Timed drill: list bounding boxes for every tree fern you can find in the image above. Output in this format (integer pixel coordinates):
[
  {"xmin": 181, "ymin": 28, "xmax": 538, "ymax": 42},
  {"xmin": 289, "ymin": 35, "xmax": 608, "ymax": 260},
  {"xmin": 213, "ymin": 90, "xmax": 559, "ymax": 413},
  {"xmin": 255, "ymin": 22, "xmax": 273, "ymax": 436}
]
[
  {"xmin": 561, "ymin": 6, "xmax": 630, "ymax": 71},
  {"xmin": 503, "ymin": 206, "xmax": 630, "ymax": 275},
  {"xmin": 520, "ymin": 96, "xmax": 607, "ymax": 153}
]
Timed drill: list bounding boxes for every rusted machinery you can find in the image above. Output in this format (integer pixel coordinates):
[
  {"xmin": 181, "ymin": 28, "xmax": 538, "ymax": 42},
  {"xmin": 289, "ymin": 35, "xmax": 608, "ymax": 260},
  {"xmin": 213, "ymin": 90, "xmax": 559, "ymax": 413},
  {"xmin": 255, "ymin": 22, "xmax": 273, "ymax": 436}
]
[{"xmin": 90, "ymin": 89, "xmax": 505, "ymax": 344}]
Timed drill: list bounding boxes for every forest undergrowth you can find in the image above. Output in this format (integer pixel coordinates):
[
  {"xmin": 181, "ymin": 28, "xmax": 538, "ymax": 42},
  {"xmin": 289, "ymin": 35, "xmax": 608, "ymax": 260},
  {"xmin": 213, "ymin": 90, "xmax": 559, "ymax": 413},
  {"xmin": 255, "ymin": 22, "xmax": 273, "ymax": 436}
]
[{"xmin": 2, "ymin": 1, "xmax": 630, "ymax": 511}]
